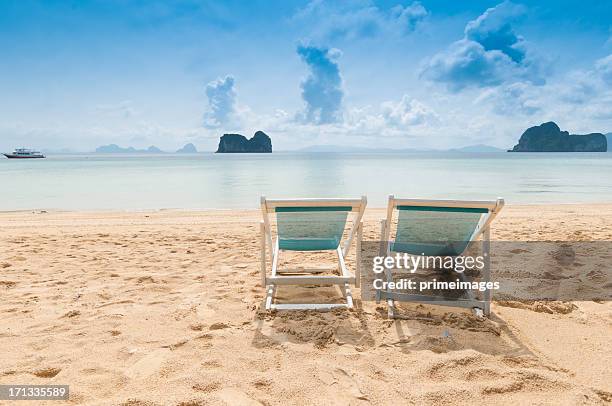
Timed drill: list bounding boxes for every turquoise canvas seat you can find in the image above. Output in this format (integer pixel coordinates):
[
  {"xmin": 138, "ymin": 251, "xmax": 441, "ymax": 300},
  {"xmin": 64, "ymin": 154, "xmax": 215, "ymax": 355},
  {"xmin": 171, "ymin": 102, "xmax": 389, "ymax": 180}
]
[
  {"xmin": 275, "ymin": 206, "xmax": 351, "ymax": 251},
  {"xmin": 391, "ymin": 206, "xmax": 488, "ymax": 256}
]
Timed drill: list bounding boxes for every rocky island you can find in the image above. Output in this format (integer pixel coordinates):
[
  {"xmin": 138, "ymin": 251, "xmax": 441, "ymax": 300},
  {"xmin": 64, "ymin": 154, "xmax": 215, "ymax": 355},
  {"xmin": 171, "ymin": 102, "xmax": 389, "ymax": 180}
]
[
  {"xmin": 176, "ymin": 143, "xmax": 197, "ymax": 153},
  {"xmin": 216, "ymin": 131, "xmax": 272, "ymax": 153},
  {"xmin": 95, "ymin": 144, "xmax": 164, "ymax": 153},
  {"xmin": 509, "ymin": 122, "xmax": 607, "ymax": 152}
]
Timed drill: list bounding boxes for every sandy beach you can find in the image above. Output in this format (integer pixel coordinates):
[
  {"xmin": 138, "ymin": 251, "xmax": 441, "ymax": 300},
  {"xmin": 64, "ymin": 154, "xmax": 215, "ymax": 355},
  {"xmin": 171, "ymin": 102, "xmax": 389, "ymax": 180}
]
[{"xmin": 1, "ymin": 204, "xmax": 611, "ymax": 405}]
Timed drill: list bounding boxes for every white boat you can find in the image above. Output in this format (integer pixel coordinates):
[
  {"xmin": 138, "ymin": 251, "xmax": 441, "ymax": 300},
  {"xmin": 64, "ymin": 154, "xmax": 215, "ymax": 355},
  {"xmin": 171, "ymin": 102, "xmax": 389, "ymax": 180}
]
[{"xmin": 2, "ymin": 148, "xmax": 46, "ymax": 159}]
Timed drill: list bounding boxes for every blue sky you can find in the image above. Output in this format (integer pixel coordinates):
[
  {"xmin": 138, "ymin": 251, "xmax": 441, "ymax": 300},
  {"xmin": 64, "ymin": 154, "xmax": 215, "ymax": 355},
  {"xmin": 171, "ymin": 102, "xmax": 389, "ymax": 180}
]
[{"xmin": 0, "ymin": 0, "xmax": 610, "ymax": 151}]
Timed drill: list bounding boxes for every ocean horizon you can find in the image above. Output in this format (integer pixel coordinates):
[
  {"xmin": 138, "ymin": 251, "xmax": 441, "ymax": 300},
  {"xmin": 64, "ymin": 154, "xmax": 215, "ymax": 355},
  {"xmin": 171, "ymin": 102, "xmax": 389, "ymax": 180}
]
[{"xmin": 2, "ymin": 151, "xmax": 611, "ymax": 210}]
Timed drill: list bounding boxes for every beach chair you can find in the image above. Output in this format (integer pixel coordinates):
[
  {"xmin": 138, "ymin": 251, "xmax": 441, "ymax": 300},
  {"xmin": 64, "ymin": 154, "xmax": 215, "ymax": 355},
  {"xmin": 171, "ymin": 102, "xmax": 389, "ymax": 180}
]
[
  {"xmin": 377, "ymin": 196, "xmax": 504, "ymax": 317},
  {"xmin": 260, "ymin": 196, "xmax": 367, "ymax": 310}
]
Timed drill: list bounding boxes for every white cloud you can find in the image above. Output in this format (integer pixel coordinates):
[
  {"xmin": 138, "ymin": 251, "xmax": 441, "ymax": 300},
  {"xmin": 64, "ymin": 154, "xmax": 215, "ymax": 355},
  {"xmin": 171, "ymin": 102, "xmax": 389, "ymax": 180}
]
[
  {"xmin": 381, "ymin": 95, "xmax": 439, "ymax": 127},
  {"xmin": 475, "ymin": 82, "xmax": 540, "ymax": 115},
  {"xmin": 293, "ymin": 0, "xmax": 427, "ymax": 41},
  {"xmin": 464, "ymin": 1, "xmax": 526, "ymax": 63},
  {"xmin": 595, "ymin": 54, "xmax": 612, "ymax": 85},
  {"xmin": 421, "ymin": 1, "xmax": 545, "ymax": 91},
  {"xmin": 558, "ymin": 53, "xmax": 612, "ymax": 107},
  {"xmin": 203, "ymin": 75, "xmax": 238, "ymax": 129},
  {"xmin": 296, "ymin": 44, "xmax": 344, "ymax": 124}
]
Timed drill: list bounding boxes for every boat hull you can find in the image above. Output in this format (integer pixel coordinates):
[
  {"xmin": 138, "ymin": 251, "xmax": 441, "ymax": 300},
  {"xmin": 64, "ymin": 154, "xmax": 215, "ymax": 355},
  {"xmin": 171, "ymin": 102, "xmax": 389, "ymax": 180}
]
[{"xmin": 3, "ymin": 153, "xmax": 46, "ymax": 159}]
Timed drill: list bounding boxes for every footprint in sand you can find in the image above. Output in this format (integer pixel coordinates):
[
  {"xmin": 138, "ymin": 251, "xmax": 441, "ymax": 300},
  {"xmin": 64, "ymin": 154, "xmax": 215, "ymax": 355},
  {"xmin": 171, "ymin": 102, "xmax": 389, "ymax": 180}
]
[
  {"xmin": 251, "ymin": 378, "xmax": 272, "ymax": 389},
  {"xmin": 32, "ymin": 367, "xmax": 61, "ymax": 378},
  {"xmin": 202, "ymin": 359, "xmax": 223, "ymax": 369},
  {"xmin": 317, "ymin": 368, "xmax": 368, "ymax": 403},
  {"xmin": 192, "ymin": 381, "xmax": 221, "ymax": 393},
  {"xmin": 136, "ymin": 276, "xmax": 155, "ymax": 284},
  {"xmin": 62, "ymin": 310, "xmax": 81, "ymax": 318},
  {"xmin": 0, "ymin": 281, "xmax": 17, "ymax": 288},
  {"xmin": 196, "ymin": 305, "xmax": 217, "ymax": 319},
  {"xmin": 125, "ymin": 348, "xmax": 171, "ymax": 380},
  {"xmin": 209, "ymin": 322, "xmax": 229, "ymax": 330},
  {"xmin": 216, "ymin": 388, "xmax": 263, "ymax": 406}
]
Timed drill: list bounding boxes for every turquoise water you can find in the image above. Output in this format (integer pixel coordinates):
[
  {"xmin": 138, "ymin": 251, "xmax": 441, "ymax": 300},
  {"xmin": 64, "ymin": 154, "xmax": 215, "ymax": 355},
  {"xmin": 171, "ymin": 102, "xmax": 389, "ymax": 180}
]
[{"xmin": 1, "ymin": 152, "xmax": 611, "ymax": 210}]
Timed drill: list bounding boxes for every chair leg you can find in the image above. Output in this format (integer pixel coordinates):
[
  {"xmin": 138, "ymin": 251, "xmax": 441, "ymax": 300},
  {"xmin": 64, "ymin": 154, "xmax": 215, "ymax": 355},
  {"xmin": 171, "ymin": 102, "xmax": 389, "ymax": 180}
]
[
  {"xmin": 379, "ymin": 218, "xmax": 396, "ymax": 318},
  {"xmin": 483, "ymin": 226, "xmax": 492, "ymax": 316},
  {"xmin": 336, "ymin": 247, "xmax": 353, "ymax": 308},
  {"xmin": 387, "ymin": 300, "xmax": 396, "ymax": 318},
  {"xmin": 355, "ymin": 221, "xmax": 362, "ymax": 288},
  {"xmin": 338, "ymin": 284, "xmax": 354, "ymax": 308},
  {"xmin": 265, "ymin": 284, "xmax": 275, "ymax": 310},
  {"xmin": 384, "ymin": 267, "xmax": 396, "ymax": 318},
  {"xmin": 260, "ymin": 221, "xmax": 266, "ymax": 287},
  {"xmin": 266, "ymin": 239, "xmax": 280, "ymax": 310}
]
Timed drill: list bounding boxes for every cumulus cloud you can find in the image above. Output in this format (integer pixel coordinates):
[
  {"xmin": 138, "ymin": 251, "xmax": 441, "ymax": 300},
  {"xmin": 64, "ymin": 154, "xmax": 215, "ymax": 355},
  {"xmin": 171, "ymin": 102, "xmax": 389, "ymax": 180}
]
[
  {"xmin": 203, "ymin": 75, "xmax": 237, "ymax": 128},
  {"xmin": 464, "ymin": 1, "xmax": 526, "ymax": 63},
  {"xmin": 296, "ymin": 44, "xmax": 344, "ymax": 124},
  {"xmin": 539, "ymin": 52, "xmax": 612, "ymax": 127},
  {"xmin": 421, "ymin": 1, "xmax": 544, "ymax": 91},
  {"xmin": 595, "ymin": 54, "xmax": 612, "ymax": 85},
  {"xmin": 559, "ymin": 71, "xmax": 599, "ymax": 104},
  {"xmin": 560, "ymin": 53, "xmax": 612, "ymax": 104},
  {"xmin": 381, "ymin": 95, "xmax": 438, "ymax": 127},
  {"xmin": 423, "ymin": 39, "xmax": 518, "ymax": 91},
  {"xmin": 475, "ymin": 82, "xmax": 540, "ymax": 115},
  {"xmin": 293, "ymin": 0, "xmax": 427, "ymax": 40},
  {"xmin": 582, "ymin": 97, "xmax": 612, "ymax": 120},
  {"xmin": 391, "ymin": 3, "xmax": 428, "ymax": 34}
]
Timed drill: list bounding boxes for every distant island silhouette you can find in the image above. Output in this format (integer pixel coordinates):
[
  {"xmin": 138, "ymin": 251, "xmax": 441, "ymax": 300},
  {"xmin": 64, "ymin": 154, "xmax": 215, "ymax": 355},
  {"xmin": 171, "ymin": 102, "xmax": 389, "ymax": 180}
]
[
  {"xmin": 295, "ymin": 144, "xmax": 504, "ymax": 153},
  {"xmin": 95, "ymin": 144, "xmax": 163, "ymax": 153},
  {"xmin": 94, "ymin": 143, "xmax": 199, "ymax": 154},
  {"xmin": 176, "ymin": 143, "xmax": 197, "ymax": 153},
  {"xmin": 509, "ymin": 122, "xmax": 607, "ymax": 152},
  {"xmin": 216, "ymin": 131, "xmax": 272, "ymax": 153}
]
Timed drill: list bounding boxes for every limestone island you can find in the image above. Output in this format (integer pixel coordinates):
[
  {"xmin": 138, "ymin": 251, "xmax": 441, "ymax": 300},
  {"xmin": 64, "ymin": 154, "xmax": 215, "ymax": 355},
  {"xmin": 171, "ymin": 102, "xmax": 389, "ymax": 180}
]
[
  {"xmin": 95, "ymin": 144, "xmax": 163, "ymax": 153},
  {"xmin": 509, "ymin": 122, "xmax": 607, "ymax": 152},
  {"xmin": 176, "ymin": 143, "xmax": 197, "ymax": 153},
  {"xmin": 216, "ymin": 131, "xmax": 272, "ymax": 153}
]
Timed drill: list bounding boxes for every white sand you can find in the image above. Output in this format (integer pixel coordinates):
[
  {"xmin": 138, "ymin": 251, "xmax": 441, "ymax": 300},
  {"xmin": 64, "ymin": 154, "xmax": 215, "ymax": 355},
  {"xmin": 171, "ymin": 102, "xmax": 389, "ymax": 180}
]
[{"xmin": 0, "ymin": 205, "xmax": 611, "ymax": 405}]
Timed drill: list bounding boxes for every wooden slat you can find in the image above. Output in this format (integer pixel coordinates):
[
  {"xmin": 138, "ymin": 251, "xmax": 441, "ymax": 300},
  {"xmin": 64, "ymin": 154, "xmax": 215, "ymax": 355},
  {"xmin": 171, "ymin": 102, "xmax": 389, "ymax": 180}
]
[
  {"xmin": 379, "ymin": 291, "xmax": 486, "ymax": 309},
  {"xmin": 276, "ymin": 267, "xmax": 333, "ymax": 274},
  {"xmin": 392, "ymin": 198, "xmax": 500, "ymax": 210},
  {"xmin": 266, "ymin": 276, "xmax": 355, "ymax": 285},
  {"xmin": 263, "ymin": 198, "xmax": 364, "ymax": 212},
  {"xmin": 271, "ymin": 303, "xmax": 349, "ymax": 310}
]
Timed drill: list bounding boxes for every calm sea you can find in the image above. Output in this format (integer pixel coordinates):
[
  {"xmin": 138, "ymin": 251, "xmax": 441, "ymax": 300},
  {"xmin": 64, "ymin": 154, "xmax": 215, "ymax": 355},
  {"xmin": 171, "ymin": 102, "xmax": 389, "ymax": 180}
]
[{"xmin": 1, "ymin": 152, "xmax": 611, "ymax": 210}]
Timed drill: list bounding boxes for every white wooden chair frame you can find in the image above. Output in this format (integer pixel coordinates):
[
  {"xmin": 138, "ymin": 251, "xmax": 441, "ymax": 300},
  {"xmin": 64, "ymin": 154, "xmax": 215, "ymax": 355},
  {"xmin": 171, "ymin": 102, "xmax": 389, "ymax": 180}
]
[
  {"xmin": 377, "ymin": 196, "xmax": 504, "ymax": 317},
  {"xmin": 260, "ymin": 196, "xmax": 366, "ymax": 310}
]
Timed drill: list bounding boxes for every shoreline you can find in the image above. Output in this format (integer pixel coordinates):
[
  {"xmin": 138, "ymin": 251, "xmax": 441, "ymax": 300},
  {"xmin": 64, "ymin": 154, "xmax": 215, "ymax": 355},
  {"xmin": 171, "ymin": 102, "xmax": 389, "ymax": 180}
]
[{"xmin": 3, "ymin": 201, "xmax": 612, "ymax": 215}]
